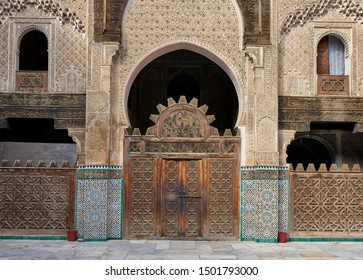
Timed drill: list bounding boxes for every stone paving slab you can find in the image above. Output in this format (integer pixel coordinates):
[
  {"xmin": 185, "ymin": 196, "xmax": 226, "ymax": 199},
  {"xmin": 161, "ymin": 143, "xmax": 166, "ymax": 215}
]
[
  {"xmin": 163, "ymin": 255, "xmax": 200, "ymax": 260},
  {"xmin": 0, "ymin": 240, "xmax": 363, "ymax": 260}
]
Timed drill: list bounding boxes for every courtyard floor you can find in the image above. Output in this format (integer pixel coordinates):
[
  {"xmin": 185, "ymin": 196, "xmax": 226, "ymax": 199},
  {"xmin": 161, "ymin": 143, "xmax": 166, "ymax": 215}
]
[{"xmin": 1, "ymin": 239, "xmax": 363, "ymax": 260}]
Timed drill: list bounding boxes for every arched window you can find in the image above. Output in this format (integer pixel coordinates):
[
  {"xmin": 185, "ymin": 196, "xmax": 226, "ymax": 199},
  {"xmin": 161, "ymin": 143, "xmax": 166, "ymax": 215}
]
[
  {"xmin": 317, "ymin": 35, "xmax": 345, "ymax": 75},
  {"xmin": 19, "ymin": 30, "xmax": 48, "ymax": 71},
  {"xmin": 16, "ymin": 30, "xmax": 49, "ymax": 92},
  {"xmin": 317, "ymin": 35, "xmax": 348, "ymax": 95}
]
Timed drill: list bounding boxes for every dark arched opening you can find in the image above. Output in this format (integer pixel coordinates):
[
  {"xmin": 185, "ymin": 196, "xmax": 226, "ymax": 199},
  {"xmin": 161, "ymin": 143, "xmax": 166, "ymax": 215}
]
[
  {"xmin": 167, "ymin": 69, "xmax": 200, "ymax": 102},
  {"xmin": 128, "ymin": 49, "xmax": 239, "ymax": 134},
  {"xmin": 286, "ymin": 136, "xmax": 334, "ymax": 170},
  {"xmin": 19, "ymin": 30, "xmax": 48, "ymax": 71},
  {"xmin": 0, "ymin": 118, "xmax": 77, "ymax": 166}
]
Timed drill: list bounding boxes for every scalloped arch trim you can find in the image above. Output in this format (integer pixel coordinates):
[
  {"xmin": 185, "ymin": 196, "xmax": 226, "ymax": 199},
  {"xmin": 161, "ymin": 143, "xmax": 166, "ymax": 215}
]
[
  {"xmin": 16, "ymin": 25, "xmax": 49, "ymax": 52},
  {"xmin": 316, "ymin": 30, "xmax": 350, "ymax": 57},
  {"xmin": 281, "ymin": 0, "xmax": 363, "ymax": 35},
  {"xmin": 0, "ymin": 0, "xmax": 85, "ymax": 34}
]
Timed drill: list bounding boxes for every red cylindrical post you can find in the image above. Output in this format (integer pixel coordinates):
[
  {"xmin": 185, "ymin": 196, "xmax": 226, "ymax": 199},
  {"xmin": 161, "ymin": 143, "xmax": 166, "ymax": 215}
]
[
  {"xmin": 278, "ymin": 232, "xmax": 287, "ymax": 243},
  {"xmin": 67, "ymin": 230, "xmax": 77, "ymax": 241}
]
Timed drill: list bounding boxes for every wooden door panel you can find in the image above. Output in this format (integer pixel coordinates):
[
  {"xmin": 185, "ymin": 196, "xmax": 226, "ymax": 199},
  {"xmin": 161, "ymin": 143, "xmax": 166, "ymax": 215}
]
[
  {"xmin": 317, "ymin": 36, "xmax": 329, "ymax": 75},
  {"xmin": 162, "ymin": 160, "xmax": 179, "ymax": 237},
  {"xmin": 207, "ymin": 159, "xmax": 235, "ymax": 236},
  {"xmin": 128, "ymin": 158, "xmax": 156, "ymax": 237},
  {"xmin": 161, "ymin": 159, "xmax": 202, "ymax": 237},
  {"xmin": 184, "ymin": 198, "xmax": 201, "ymax": 237},
  {"xmin": 184, "ymin": 160, "xmax": 202, "ymax": 237}
]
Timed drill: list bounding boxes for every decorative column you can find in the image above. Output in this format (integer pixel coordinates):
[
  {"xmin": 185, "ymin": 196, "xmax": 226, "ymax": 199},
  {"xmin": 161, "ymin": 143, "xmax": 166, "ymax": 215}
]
[
  {"xmin": 85, "ymin": 42, "xmax": 119, "ymax": 165},
  {"xmin": 240, "ymin": 45, "xmax": 289, "ymax": 242},
  {"xmin": 68, "ymin": 128, "xmax": 86, "ymax": 165},
  {"xmin": 278, "ymin": 130, "xmax": 295, "ymax": 165},
  {"xmin": 77, "ymin": 42, "xmax": 122, "ymax": 240}
]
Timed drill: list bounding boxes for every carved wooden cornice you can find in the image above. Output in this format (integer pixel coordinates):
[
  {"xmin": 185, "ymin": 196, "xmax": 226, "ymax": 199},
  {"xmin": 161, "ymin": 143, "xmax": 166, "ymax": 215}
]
[{"xmin": 278, "ymin": 96, "xmax": 363, "ymax": 131}]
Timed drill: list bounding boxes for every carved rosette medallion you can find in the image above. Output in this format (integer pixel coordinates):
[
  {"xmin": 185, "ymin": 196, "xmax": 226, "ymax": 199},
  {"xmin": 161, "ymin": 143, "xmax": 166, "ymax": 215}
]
[
  {"xmin": 147, "ymin": 96, "xmax": 217, "ymax": 139},
  {"xmin": 161, "ymin": 111, "xmax": 203, "ymax": 138}
]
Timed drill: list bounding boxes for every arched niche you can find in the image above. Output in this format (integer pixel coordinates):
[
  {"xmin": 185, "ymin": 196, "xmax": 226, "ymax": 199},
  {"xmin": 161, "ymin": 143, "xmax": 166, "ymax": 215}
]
[
  {"xmin": 286, "ymin": 135, "xmax": 335, "ymax": 170},
  {"xmin": 19, "ymin": 30, "xmax": 48, "ymax": 71}
]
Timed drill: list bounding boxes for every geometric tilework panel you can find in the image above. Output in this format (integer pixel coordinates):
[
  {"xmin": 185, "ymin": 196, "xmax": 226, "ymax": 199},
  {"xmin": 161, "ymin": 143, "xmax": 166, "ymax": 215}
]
[
  {"xmin": 241, "ymin": 179, "xmax": 256, "ymax": 239},
  {"xmin": 241, "ymin": 167, "xmax": 288, "ymax": 242},
  {"xmin": 291, "ymin": 172, "xmax": 363, "ymax": 234},
  {"xmin": 255, "ymin": 179, "xmax": 279, "ymax": 240},
  {"xmin": 0, "ymin": 169, "xmax": 75, "ymax": 234},
  {"xmin": 76, "ymin": 167, "xmax": 123, "ymax": 240},
  {"xmin": 78, "ymin": 179, "xmax": 108, "ymax": 240},
  {"xmin": 76, "ymin": 179, "xmax": 85, "ymax": 238},
  {"xmin": 278, "ymin": 178, "xmax": 289, "ymax": 233},
  {"xmin": 107, "ymin": 178, "xmax": 123, "ymax": 239}
]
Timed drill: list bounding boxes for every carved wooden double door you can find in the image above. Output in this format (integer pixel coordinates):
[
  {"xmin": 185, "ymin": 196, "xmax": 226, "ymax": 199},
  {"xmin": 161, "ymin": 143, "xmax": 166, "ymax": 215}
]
[
  {"xmin": 124, "ymin": 156, "xmax": 238, "ymax": 239},
  {"xmin": 124, "ymin": 96, "xmax": 240, "ymax": 239},
  {"xmin": 161, "ymin": 159, "xmax": 202, "ymax": 237}
]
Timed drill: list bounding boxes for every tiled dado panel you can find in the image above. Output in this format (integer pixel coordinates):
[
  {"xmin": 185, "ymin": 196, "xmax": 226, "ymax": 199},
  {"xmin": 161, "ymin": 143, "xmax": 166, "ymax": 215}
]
[
  {"xmin": 76, "ymin": 167, "xmax": 123, "ymax": 240},
  {"xmin": 241, "ymin": 167, "xmax": 289, "ymax": 242}
]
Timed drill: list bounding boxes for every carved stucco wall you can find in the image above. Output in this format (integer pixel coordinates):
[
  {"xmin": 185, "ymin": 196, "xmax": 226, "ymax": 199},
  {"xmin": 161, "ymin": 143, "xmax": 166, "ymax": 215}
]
[
  {"xmin": 86, "ymin": 0, "xmax": 280, "ymax": 166},
  {"xmin": 87, "ymin": 0, "xmax": 278, "ymax": 167},
  {"xmin": 0, "ymin": 0, "xmax": 87, "ymax": 93},
  {"xmin": 0, "ymin": 0, "xmax": 281, "ymax": 167},
  {"xmin": 277, "ymin": 0, "xmax": 363, "ymax": 164},
  {"xmin": 92, "ymin": 0, "xmax": 245, "ymax": 166},
  {"xmin": 93, "ymin": 0, "xmax": 270, "ymax": 44},
  {"xmin": 278, "ymin": 0, "xmax": 363, "ymax": 97},
  {"xmin": 0, "ymin": 1, "xmax": 280, "ymax": 167},
  {"xmin": 0, "ymin": 0, "xmax": 88, "ymax": 164},
  {"xmin": 0, "ymin": 23, "xmax": 8, "ymax": 92},
  {"xmin": 277, "ymin": 0, "xmax": 317, "ymax": 27},
  {"xmin": 55, "ymin": 23, "xmax": 87, "ymax": 93},
  {"xmin": 119, "ymin": 0, "xmax": 245, "ymax": 118},
  {"xmin": 273, "ymin": 0, "xmax": 363, "ymax": 164}
]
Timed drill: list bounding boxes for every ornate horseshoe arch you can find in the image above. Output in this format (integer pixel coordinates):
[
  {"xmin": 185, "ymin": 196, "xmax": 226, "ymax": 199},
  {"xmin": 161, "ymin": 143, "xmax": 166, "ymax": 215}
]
[{"xmin": 124, "ymin": 96, "xmax": 240, "ymax": 240}]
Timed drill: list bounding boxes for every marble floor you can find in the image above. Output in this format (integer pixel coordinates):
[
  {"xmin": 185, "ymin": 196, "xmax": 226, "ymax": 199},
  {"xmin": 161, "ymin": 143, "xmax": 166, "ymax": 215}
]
[{"xmin": 1, "ymin": 239, "xmax": 363, "ymax": 260}]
